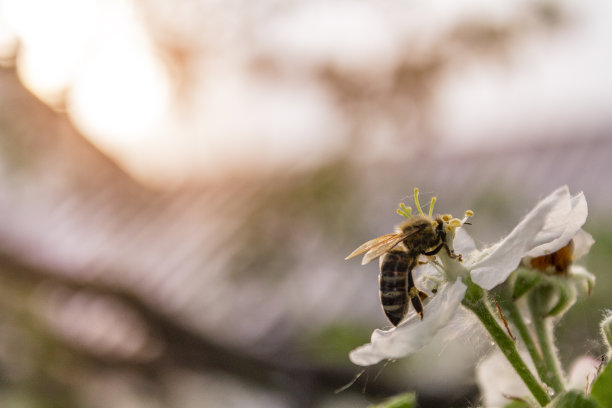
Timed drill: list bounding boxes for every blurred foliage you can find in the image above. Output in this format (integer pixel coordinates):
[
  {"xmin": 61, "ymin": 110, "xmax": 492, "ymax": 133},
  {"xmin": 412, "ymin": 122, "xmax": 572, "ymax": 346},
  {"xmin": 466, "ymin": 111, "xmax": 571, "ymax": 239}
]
[
  {"xmin": 368, "ymin": 393, "xmax": 416, "ymax": 408},
  {"xmin": 591, "ymin": 360, "xmax": 612, "ymax": 408},
  {"xmin": 557, "ymin": 222, "xmax": 612, "ymax": 365},
  {"xmin": 502, "ymin": 401, "xmax": 531, "ymax": 408},
  {"xmin": 300, "ymin": 324, "xmax": 371, "ymax": 365},
  {"xmin": 230, "ymin": 160, "xmax": 360, "ymax": 280},
  {"xmin": 550, "ymin": 390, "xmax": 599, "ymax": 408}
]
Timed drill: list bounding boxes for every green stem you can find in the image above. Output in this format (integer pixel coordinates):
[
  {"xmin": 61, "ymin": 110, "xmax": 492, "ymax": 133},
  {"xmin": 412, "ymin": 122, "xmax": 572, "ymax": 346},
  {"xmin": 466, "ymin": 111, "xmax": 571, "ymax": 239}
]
[
  {"xmin": 496, "ymin": 284, "xmax": 549, "ymax": 386},
  {"xmin": 528, "ymin": 288, "xmax": 566, "ymax": 394},
  {"xmin": 463, "ymin": 280, "xmax": 551, "ymax": 406}
]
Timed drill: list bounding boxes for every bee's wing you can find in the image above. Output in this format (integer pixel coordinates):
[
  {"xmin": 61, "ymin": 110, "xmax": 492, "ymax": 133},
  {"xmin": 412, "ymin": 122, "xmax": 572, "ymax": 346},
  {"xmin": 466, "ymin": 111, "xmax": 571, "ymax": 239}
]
[
  {"xmin": 345, "ymin": 223, "xmax": 428, "ymax": 265},
  {"xmin": 345, "ymin": 233, "xmax": 406, "ymax": 265}
]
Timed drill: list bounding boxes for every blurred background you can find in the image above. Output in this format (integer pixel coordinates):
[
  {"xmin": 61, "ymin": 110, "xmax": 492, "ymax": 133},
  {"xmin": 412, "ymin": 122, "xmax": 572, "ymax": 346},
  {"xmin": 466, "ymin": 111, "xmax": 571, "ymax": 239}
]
[{"xmin": 0, "ymin": 0, "xmax": 611, "ymax": 407}]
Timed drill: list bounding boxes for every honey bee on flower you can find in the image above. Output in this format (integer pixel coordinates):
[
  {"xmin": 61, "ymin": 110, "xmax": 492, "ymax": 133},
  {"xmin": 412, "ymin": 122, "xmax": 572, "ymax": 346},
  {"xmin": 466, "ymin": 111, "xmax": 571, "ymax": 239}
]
[
  {"xmin": 346, "ymin": 188, "xmax": 472, "ymax": 326},
  {"xmin": 348, "ymin": 186, "xmax": 593, "ymax": 367}
]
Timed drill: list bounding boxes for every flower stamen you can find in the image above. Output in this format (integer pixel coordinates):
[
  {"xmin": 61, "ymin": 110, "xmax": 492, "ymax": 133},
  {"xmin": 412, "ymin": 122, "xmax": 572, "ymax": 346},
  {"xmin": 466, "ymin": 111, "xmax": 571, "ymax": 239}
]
[
  {"xmin": 397, "ymin": 202, "xmax": 413, "ymax": 219},
  {"xmin": 428, "ymin": 196, "xmax": 437, "ymax": 217},
  {"xmin": 414, "ymin": 187, "xmax": 424, "ymax": 215}
]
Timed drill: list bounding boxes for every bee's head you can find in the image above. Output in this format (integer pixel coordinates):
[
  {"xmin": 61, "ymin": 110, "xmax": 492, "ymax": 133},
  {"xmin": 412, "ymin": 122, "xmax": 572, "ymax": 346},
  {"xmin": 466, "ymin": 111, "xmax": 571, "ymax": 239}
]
[{"xmin": 434, "ymin": 216, "xmax": 447, "ymax": 238}]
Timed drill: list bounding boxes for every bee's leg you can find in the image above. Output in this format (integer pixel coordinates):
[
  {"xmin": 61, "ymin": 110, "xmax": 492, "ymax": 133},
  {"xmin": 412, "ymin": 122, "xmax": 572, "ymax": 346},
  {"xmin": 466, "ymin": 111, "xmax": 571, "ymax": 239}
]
[
  {"xmin": 422, "ymin": 243, "xmax": 444, "ymax": 256},
  {"xmin": 407, "ymin": 270, "xmax": 425, "ymax": 319},
  {"xmin": 443, "ymin": 244, "xmax": 462, "ymax": 262},
  {"xmin": 424, "ymin": 242, "xmax": 463, "ymax": 262}
]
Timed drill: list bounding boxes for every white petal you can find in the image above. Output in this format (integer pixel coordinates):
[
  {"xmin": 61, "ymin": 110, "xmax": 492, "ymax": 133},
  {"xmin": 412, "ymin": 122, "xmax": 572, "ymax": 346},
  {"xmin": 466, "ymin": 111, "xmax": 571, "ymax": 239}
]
[
  {"xmin": 349, "ymin": 279, "xmax": 467, "ymax": 366},
  {"xmin": 572, "ymin": 229, "xmax": 595, "ymax": 260},
  {"xmin": 470, "ymin": 186, "xmax": 572, "ymax": 290},
  {"xmin": 525, "ymin": 191, "xmax": 588, "ymax": 257},
  {"xmin": 568, "ymin": 356, "xmax": 600, "ymax": 390},
  {"xmin": 413, "ymin": 263, "xmax": 443, "ymax": 293},
  {"xmin": 454, "ymin": 228, "xmax": 477, "ymax": 254},
  {"xmin": 477, "ymin": 350, "xmax": 533, "ymax": 407}
]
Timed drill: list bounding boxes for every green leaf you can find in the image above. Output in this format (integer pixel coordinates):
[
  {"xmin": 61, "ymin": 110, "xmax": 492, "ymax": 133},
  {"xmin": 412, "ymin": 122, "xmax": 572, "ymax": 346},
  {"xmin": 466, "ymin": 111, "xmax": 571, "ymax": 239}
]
[
  {"xmin": 368, "ymin": 393, "xmax": 416, "ymax": 408},
  {"xmin": 591, "ymin": 361, "xmax": 612, "ymax": 408},
  {"xmin": 550, "ymin": 390, "xmax": 600, "ymax": 408}
]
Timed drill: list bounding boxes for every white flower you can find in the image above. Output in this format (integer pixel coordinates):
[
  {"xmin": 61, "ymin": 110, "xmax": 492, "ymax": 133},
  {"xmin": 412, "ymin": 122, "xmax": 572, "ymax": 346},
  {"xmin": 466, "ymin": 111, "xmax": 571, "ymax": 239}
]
[
  {"xmin": 349, "ymin": 278, "xmax": 467, "ymax": 365},
  {"xmin": 477, "ymin": 351, "xmax": 600, "ymax": 407},
  {"xmin": 476, "ymin": 350, "xmax": 537, "ymax": 408},
  {"xmin": 469, "ymin": 186, "xmax": 590, "ymax": 290},
  {"xmin": 350, "ymin": 186, "xmax": 591, "ymax": 366}
]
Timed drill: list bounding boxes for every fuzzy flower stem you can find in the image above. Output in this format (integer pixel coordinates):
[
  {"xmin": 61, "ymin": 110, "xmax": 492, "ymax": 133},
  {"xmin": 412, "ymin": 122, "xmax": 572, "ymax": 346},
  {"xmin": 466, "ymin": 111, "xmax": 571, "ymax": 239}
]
[
  {"xmin": 504, "ymin": 301, "xmax": 549, "ymax": 379},
  {"xmin": 495, "ymin": 283, "xmax": 549, "ymax": 387},
  {"xmin": 528, "ymin": 287, "xmax": 566, "ymax": 394},
  {"xmin": 462, "ymin": 279, "xmax": 551, "ymax": 406}
]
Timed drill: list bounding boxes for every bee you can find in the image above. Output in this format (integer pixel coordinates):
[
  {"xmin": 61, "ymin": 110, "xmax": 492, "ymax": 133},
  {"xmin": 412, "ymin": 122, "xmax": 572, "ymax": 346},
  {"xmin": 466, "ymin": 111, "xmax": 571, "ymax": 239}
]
[{"xmin": 346, "ymin": 191, "xmax": 462, "ymax": 326}]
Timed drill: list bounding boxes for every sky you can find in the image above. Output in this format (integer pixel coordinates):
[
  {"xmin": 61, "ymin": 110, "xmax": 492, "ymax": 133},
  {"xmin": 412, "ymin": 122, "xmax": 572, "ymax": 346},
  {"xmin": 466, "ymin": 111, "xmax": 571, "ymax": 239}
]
[
  {"xmin": 436, "ymin": 0, "xmax": 612, "ymax": 150},
  {"xmin": 0, "ymin": 0, "xmax": 611, "ymax": 186}
]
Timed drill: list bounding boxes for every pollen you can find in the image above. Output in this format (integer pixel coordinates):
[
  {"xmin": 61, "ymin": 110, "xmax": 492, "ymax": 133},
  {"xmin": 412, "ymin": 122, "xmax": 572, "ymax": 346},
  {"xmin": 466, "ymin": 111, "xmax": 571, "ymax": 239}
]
[
  {"xmin": 449, "ymin": 219, "xmax": 462, "ymax": 228},
  {"xmin": 441, "ymin": 214, "xmax": 452, "ymax": 222},
  {"xmin": 465, "ymin": 210, "xmax": 474, "ymax": 217}
]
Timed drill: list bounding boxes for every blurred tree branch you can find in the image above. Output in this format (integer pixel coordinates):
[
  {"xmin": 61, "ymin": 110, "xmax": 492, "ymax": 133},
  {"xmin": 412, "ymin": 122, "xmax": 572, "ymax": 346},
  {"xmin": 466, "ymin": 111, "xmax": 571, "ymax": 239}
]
[{"xmin": 0, "ymin": 248, "xmax": 402, "ymax": 407}]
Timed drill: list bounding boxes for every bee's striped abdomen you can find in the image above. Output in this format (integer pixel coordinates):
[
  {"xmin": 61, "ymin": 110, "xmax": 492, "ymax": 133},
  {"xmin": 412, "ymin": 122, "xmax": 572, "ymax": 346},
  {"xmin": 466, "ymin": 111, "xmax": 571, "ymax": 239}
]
[{"xmin": 379, "ymin": 249, "xmax": 417, "ymax": 326}]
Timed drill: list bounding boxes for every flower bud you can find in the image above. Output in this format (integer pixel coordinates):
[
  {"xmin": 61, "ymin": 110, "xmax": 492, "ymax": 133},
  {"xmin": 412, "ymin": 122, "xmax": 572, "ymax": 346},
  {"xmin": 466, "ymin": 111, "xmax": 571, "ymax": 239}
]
[
  {"xmin": 569, "ymin": 265, "xmax": 595, "ymax": 297},
  {"xmin": 528, "ymin": 282, "xmax": 576, "ymax": 318},
  {"xmin": 512, "ymin": 268, "xmax": 542, "ymax": 300},
  {"xmin": 515, "ymin": 239, "xmax": 592, "ymax": 315},
  {"xmin": 527, "ymin": 240, "xmax": 574, "ymax": 276},
  {"xmin": 545, "ymin": 281, "xmax": 576, "ymax": 317}
]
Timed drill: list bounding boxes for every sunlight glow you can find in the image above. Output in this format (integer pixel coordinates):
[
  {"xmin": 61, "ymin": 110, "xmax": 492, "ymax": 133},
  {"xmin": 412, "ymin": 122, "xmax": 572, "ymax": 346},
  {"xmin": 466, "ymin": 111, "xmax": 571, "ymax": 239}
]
[
  {"xmin": 3, "ymin": 0, "xmax": 100, "ymax": 105},
  {"xmin": 67, "ymin": 5, "xmax": 171, "ymax": 159},
  {"xmin": 2, "ymin": 0, "xmax": 610, "ymax": 187},
  {"xmin": 2, "ymin": 0, "xmax": 173, "ymax": 183},
  {"xmin": 0, "ymin": 0, "xmax": 18, "ymax": 62}
]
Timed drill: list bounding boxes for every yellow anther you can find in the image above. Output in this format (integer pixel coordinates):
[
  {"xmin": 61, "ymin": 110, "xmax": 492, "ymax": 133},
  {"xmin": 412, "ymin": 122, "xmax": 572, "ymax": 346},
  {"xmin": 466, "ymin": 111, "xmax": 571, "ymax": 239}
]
[
  {"xmin": 441, "ymin": 214, "xmax": 452, "ymax": 222},
  {"xmin": 465, "ymin": 210, "xmax": 474, "ymax": 217},
  {"xmin": 449, "ymin": 219, "xmax": 462, "ymax": 228},
  {"xmin": 428, "ymin": 197, "xmax": 437, "ymax": 217}
]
